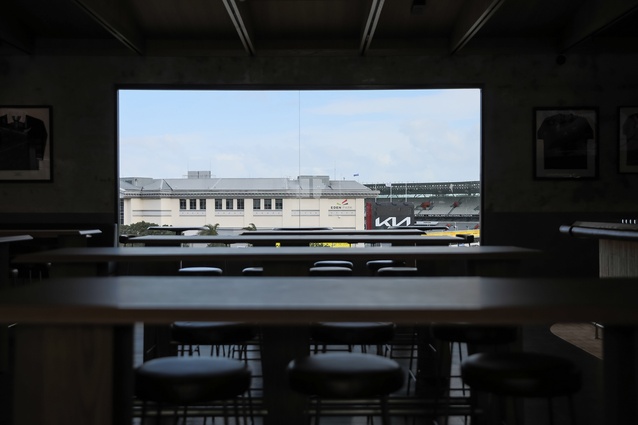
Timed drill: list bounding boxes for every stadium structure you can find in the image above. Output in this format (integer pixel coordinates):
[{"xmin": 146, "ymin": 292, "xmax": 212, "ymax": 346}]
[{"xmin": 364, "ymin": 181, "xmax": 480, "ymax": 236}]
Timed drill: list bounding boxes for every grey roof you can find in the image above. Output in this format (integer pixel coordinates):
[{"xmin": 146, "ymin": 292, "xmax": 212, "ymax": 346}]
[{"xmin": 120, "ymin": 176, "xmax": 378, "ymax": 198}]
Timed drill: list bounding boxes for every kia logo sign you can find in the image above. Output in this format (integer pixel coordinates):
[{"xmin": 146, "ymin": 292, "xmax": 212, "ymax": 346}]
[{"xmin": 375, "ymin": 217, "xmax": 412, "ymax": 227}]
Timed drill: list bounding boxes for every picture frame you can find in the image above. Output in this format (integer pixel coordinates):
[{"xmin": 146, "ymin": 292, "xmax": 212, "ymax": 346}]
[
  {"xmin": 534, "ymin": 107, "xmax": 598, "ymax": 179},
  {"xmin": 619, "ymin": 106, "xmax": 638, "ymax": 173},
  {"xmin": 0, "ymin": 105, "xmax": 52, "ymax": 181}
]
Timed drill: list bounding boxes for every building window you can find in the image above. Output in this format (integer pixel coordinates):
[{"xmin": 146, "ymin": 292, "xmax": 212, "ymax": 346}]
[
  {"xmin": 189, "ymin": 199, "xmax": 197, "ymax": 209},
  {"xmin": 275, "ymin": 198, "xmax": 283, "ymax": 210},
  {"xmin": 180, "ymin": 199, "xmax": 187, "ymax": 210},
  {"xmin": 264, "ymin": 199, "xmax": 272, "ymax": 210},
  {"xmin": 200, "ymin": 199, "xmax": 206, "ymax": 210},
  {"xmin": 237, "ymin": 199, "xmax": 244, "ymax": 210},
  {"xmin": 226, "ymin": 199, "xmax": 234, "ymax": 210},
  {"xmin": 215, "ymin": 199, "xmax": 222, "ymax": 209},
  {"xmin": 253, "ymin": 199, "xmax": 261, "ymax": 210}
]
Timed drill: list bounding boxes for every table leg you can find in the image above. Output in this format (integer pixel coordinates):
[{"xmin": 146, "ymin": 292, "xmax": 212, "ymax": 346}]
[
  {"xmin": 415, "ymin": 325, "xmax": 442, "ymax": 398},
  {"xmin": 604, "ymin": 325, "xmax": 638, "ymax": 425},
  {"xmin": 12, "ymin": 324, "xmax": 131, "ymax": 425},
  {"xmin": 0, "ymin": 243, "xmax": 9, "ymax": 289},
  {"xmin": 260, "ymin": 324, "xmax": 310, "ymax": 425}
]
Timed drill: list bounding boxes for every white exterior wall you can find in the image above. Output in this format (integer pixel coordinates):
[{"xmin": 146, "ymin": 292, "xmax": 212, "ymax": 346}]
[
  {"xmin": 123, "ymin": 196, "xmax": 367, "ymax": 231},
  {"xmin": 128, "ymin": 198, "xmax": 177, "ymax": 226}
]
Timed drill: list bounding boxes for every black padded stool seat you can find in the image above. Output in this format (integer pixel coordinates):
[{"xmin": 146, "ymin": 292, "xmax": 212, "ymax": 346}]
[
  {"xmin": 461, "ymin": 351, "xmax": 581, "ymax": 398},
  {"xmin": 429, "ymin": 325, "xmax": 519, "ymax": 421},
  {"xmin": 309, "ymin": 266, "xmax": 353, "ymax": 276},
  {"xmin": 178, "ymin": 267, "xmax": 223, "ymax": 276},
  {"xmin": 376, "ymin": 266, "xmax": 419, "ymax": 276},
  {"xmin": 171, "ymin": 322, "xmax": 257, "ymax": 345},
  {"xmin": 173, "ymin": 266, "xmax": 255, "ymax": 356},
  {"xmin": 242, "ymin": 267, "xmax": 263, "ymax": 276},
  {"xmin": 313, "ymin": 260, "xmax": 354, "ymax": 269},
  {"xmin": 432, "ymin": 325, "xmax": 518, "ymax": 345},
  {"xmin": 287, "ymin": 352, "xmax": 405, "ymax": 399},
  {"xmin": 311, "ymin": 322, "xmax": 395, "ymax": 346},
  {"xmin": 366, "ymin": 260, "xmax": 406, "ymax": 272},
  {"xmin": 308, "ymin": 268, "xmax": 392, "ymax": 356},
  {"xmin": 135, "ymin": 356, "xmax": 251, "ymax": 404}
]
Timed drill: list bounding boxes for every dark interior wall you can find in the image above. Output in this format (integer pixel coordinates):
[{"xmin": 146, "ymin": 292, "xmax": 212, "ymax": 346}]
[
  {"xmin": 0, "ymin": 50, "xmax": 637, "ymax": 257},
  {"xmin": 482, "ymin": 48, "xmax": 638, "ymax": 276}
]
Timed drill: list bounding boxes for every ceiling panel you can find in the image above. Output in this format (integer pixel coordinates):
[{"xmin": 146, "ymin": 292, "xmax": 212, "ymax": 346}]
[{"xmin": 1, "ymin": 0, "xmax": 637, "ymax": 57}]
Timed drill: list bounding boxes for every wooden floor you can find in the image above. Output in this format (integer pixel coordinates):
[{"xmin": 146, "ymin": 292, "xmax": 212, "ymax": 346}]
[{"xmin": 550, "ymin": 322, "xmax": 603, "ymax": 360}]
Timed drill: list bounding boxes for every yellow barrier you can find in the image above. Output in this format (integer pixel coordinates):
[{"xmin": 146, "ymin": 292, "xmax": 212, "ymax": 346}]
[
  {"xmin": 310, "ymin": 242, "xmax": 352, "ymax": 248},
  {"xmin": 424, "ymin": 229, "xmax": 480, "ymax": 238},
  {"xmin": 276, "ymin": 242, "xmax": 351, "ymax": 247}
]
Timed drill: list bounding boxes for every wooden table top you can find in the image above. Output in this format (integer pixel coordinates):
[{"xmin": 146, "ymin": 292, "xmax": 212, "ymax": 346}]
[
  {"xmin": 0, "ymin": 235, "xmax": 33, "ymax": 244},
  {"xmin": 146, "ymin": 226, "xmax": 208, "ymax": 234},
  {"xmin": 126, "ymin": 234, "xmax": 463, "ymax": 246},
  {"xmin": 0, "ymin": 229, "xmax": 101, "ymax": 238},
  {"xmin": 242, "ymin": 229, "xmax": 426, "ymax": 235},
  {"xmin": 0, "ymin": 275, "xmax": 636, "ymax": 325},
  {"xmin": 13, "ymin": 245, "xmax": 541, "ymax": 264}
]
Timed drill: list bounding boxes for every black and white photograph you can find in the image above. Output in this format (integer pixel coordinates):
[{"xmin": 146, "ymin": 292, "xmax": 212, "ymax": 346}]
[
  {"xmin": 0, "ymin": 105, "xmax": 52, "ymax": 181},
  {"xmin": 534, "ymin": 108, "xmax": 597, "ymax": 179},
  {"xmin": 619, "ymin": 106, "xmax": 638, "ymax": 173}
]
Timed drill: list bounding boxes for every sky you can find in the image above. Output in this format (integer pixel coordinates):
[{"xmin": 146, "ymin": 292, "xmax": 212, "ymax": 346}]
[{"xmin": 118, "ymin": 88, "xmax": 481, "ymax": 184}]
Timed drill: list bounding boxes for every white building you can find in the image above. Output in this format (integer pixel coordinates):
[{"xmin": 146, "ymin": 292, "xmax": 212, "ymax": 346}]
[{"xmin": 120, "ymin": 172, "xmax": 379, "ymax": 233}]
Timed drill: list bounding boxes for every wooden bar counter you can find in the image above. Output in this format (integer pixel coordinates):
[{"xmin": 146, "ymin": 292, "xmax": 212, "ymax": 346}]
[
  {"xmin": 125, "ymin": 233, "xmax": 462, "ymax": 247},
  {"xmin": 2, "ymin": 275, "xmax": 638, "ymax": 425},
  {"xmin": 560, "ymin": 221, "xmax": 638, "ymax": 425},
  {"xmin": 13, "ymin": 245, "xmax": 539, "ymax": 278}
]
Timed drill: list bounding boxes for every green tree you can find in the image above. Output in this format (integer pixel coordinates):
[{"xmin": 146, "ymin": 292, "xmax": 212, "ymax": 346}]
[
  {"xmin": 242, "ymin": 223, "xmax": 257, "ymax": 231},
  {"xmin": 199, "ymin": 223, "xmax": 220, "ymax": 236},
  {"xmin": 119, "ymin": 221, "xmax": 159, "ymax": 236},
  {"xmin": 119, "ymin": 221, "xmax": 174, "ymax": 245},
  {"xmin": 199, "ymin": 223, "xmax": 224, "ymax": 246}
]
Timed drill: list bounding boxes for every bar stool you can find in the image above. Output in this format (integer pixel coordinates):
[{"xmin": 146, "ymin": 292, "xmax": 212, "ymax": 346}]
[
  {"xmin": 366, "ymin": 260, "xmax": 406, "ymax": 275},
  {"xmin": 173, "ymin": 267, "xmax": 256, "ymax": 358},
  {"xmin": 307, "ymin": 266, "xmax": 395, "ymax": 355},
  {"xmin": 376, "ymin": 266, "xmax": 420, "ymax": 392},
  {"xmin": 309, "ymin": 266, "xmax": 353, "ymax": 276},
  {"xmin": 135, "ymin": 356, "xmax": 252, "ymax": 424},
  {"xmin": 287, "ymin": 352, "xmax": 405, "ymax": 425},
  {"xmin": 178, "ymin": 266, "xmax": 223, "ymax": 276},
  {"xmin": 461, "ymin": 351, "xmax": 581, "ymax": 425},
  {"xmin": 311, "ymin": 322, "xmax": 396, "ymax": 355},
  {"xmin": 242, "ymin": 267, "xmax": 263, "ymax": 276},
  {"xmin": 376, "ymin": 266, "xmax": 419, "ymax": 276},
  {"xmin": 10, "ymin": 262, "xmax": 51, "ymax": 284},
  {"xmin": 430, "ymin": 325, "xmax": 519, "ymax": 420},
  {"xmin": 171, "ymin": 321, "xmax": 257, "ymax": 357},
  {"xmin": 313, "ymin": 260, "xmax": 353, "ymax": 269}
]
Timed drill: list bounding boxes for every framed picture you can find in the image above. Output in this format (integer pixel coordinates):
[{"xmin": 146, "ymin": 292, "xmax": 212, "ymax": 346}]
[
  {"xmin": 0, "ymin": 105, "xmax": 52, "ymax": 181},
  {"xmin": 534, "ymin": 107, "xmax": 597, "ymax": 179},
  {"xmin": 619, "ymin": 106, "xmax": 638, "ymax": 173}
]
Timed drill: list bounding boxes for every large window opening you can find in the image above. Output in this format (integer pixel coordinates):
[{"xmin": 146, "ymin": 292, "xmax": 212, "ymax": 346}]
[{"xmin": 118, "ymin": 89, "xmax": 481, "ymax": 236}]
